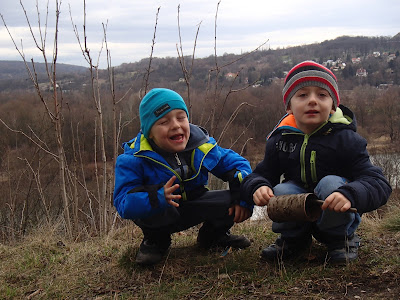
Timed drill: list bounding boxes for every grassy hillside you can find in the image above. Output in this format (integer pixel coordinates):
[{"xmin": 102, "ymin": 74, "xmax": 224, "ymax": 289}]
[{"xmin": 1, "ymin": 198, "xmax": 400, "ymax": 299}]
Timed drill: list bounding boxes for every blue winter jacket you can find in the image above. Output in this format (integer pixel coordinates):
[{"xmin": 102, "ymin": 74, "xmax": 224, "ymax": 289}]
[
  {"xmin": 114, "ymin": 124, "xmax": 252, "ymax": 220},
  {"xmin": 241, "ymin": 105, "xmax": 392, "ymax": 214}
]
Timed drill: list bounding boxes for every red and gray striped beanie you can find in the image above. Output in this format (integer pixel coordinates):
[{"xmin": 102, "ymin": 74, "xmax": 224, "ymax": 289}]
[{"xmin": 282, "ymin": 61, "xmax": 340, "ymax": 110}]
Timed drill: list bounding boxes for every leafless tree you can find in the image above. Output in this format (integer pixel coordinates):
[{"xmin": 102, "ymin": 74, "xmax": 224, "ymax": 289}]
[
  {"xmin": 176, "ymin": 1, "xmax": 265, "ymax": 146},
  {"xmin": 70, "ymin": 0, "xmax": 114, "ymax": 235},
  {"xmin": 1, "ymin": 0, "xmax": 73, "ymax": 238}
]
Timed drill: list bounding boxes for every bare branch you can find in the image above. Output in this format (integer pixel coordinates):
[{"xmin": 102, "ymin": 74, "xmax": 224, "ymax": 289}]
[
  {"xmin": 0, "ymin": 118, "xmax": 58, "ymax": 160},
  {"xmin": 213, "ymin": 1, "xmax": 221, "ymax": 70},
  {"xmin": 230, "ymin": 119, "xmax": 254, "ymax": 150},
  {"xmin": 176, "ymin": 4, "xmax": 202, "ymax": 117},
  {"xmin": 239, "ymin": 138, "xmax": 253, "ymax": 156},
  {"xmin": 211, "ymin": 40, "xmax": 269, "ymax": 71},
  {"xmin": 142, "ymin": 6, "xmax": 160, "ymax": 96},
  {"xmin": 20, "ymin": 0, "xmax": 42, "ymax": 51},
  {"xmin": 21, "ymin": 157, "xmax": 51, "ymax": 224},
  {"xmin": 217, "ymin": 102, "xmax": 255, "ymax": 144}
]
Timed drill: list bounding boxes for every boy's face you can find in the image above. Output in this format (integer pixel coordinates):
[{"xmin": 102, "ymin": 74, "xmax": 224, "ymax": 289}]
[
  {"xmin": 149, "ymin": 109, "xmax": 190, "ymax": 153},
  {"xmin": 286, "ymin": 86, "xmax": 335, "ymax": 134}
]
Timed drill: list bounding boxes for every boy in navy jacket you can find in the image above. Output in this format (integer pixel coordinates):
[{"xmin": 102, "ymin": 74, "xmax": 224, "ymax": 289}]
[
  {"xmin": 114, "ymin": 88, "xmax": 252, "ymax": 265},
  {"xmin": 241, "ymin": 61, "xmax": 391, "ymax": 263}
]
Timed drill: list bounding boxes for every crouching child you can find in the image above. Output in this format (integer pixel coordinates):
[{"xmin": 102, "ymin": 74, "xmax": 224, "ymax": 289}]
[
  {"xmin": 241, "ymin": 61, "xmax": 392, "ymax": 264},
  {"xmin": 114, "ymin": 88, "xmax": 253, "ymax": 266}
]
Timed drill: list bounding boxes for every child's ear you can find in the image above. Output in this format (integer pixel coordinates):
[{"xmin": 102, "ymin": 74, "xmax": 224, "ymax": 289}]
[
  {"xmin": 286, "ymin": 106, "xmax": 293, "ymax": 115},
  {"xmin": 148, "ymin": 130, "xmax": 154, "ymax": 139},
  {"xmin": 331, "ymin": 104, "xmax": 336, "ymax": 115}
]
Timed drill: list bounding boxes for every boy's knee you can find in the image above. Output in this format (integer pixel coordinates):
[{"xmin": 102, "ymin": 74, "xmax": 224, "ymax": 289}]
[
  {"xmin": 272, "ymin": 183, "xmax": 286, "ymax": 196},
  {"xmin": 273, "ymin": 181, "xmax": 306, "ymax": 196},
  {"xmin": 315, "ymin": 175, "xmax": 347, "ymax": 199}
]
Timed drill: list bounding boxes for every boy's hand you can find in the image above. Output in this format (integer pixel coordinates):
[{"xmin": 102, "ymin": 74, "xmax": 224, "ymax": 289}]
[
  {"xmin": 164, "ymin": 176, "xmax": 181, "ymax": 207},
  {"xmin": 229, "ymin": 204, "xmax": 251, "ymax": 223},
  {"xmin": 253, "ymin": 186, "xmax": 274, "ymax": 206},
  {"xmin": 321, "ymin": 192, "xmax": 352, "ymax": 212}
]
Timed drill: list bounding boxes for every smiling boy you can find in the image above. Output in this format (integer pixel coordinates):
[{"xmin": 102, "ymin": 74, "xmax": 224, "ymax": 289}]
[
  {"xmin": 114, "ymin": 88, "xmax": 252, "ymax": 266},
  {"xmin": 241, "ymin": 61, "xmax": 391, "ymax": 263}
]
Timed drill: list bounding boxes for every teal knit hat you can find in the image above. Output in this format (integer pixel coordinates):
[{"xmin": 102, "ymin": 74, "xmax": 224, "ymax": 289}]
[{"xmin": 139, "ymin": 88, "xmax": 189, "ymax": 138}]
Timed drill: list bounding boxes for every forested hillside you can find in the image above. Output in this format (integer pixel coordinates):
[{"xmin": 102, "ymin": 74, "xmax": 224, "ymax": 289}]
[{"xmin": 2, "ymin": 34, "xmax": 400, "ymax": 89}]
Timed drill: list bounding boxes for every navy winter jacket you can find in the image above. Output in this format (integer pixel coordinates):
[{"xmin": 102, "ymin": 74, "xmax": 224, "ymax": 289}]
[
  {"xmin": 241, "ymin": 105, "xmax": 391, "ymax": 214},
  {"xmin": 114, "ymin": 124, "xmax": 252, "ymax": 220}
]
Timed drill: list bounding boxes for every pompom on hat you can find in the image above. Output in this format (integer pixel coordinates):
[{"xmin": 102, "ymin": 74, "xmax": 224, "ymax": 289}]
[
  {"xmin": 139, "ymin": 88, "xmax": 189, "ymax": 138},
  {"xmin": 282, "ymin": 61, "xmax": 340, "ymax": 110}
]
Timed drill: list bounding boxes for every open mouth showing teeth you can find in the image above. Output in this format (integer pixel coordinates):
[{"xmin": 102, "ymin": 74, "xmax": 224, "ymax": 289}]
[{"xmin": 170, "ymin": 134, "xmax": 183, "ymax": 141}]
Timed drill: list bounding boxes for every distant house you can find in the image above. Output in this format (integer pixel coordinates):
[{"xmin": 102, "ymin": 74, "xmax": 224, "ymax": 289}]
[
  {"xmin": 324, "ymin": 59, "xmax": 334, "ymax": 67},
  {"xmin": 39, "ymin": 82, "xmax": 60, "ymax": 91},
  {"xmin": 387, "ymin": 54, "xmax": 396, "ymax": 62},
  {"xmin": 377, "ymin": 83, "xmax": 393, "ymax": 90},
  {"xmin": 323, "ymin": 59, "xmax": 345, "ymax": 71},
  {"xmin": 356, "ymin": 68, "xmax": 368, "ymax": 77},
  {"xmin": 331, "ymin": 63, "xmax": 346, "ymax": 72},
  {"xmin": 352, "ymin": 57, "xmax": 361, "ymax": 64},
  {"xmin": 283, "ymin": 58, "xmax": 292, "ymax": 64},
  {"xmin": 225, "ymin": 72, "xmax": 237, "ymax": 80},
  {"xmin": 373, "ymin": 51, "xmax": 381, "ymax": 57}
]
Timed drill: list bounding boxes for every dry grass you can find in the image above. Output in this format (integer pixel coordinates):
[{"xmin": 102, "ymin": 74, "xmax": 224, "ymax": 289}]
[{"xmin": 1, "ymin": 201, "xmax": 400, "ymax": 299}]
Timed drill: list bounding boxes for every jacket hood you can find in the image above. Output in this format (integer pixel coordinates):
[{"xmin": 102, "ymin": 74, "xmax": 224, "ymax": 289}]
[
  {"xmin": 267, "ymin": 104, "xmax": 356, "ymax": 139},
  {"xmin": 186, "ymin": 124, "xmax": 210, "ymax": 151}
]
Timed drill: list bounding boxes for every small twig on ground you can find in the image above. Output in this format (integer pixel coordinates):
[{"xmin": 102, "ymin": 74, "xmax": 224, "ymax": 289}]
[{"xmin": 158, "ymin": 248, "xmax": 171, "ymax": 285}]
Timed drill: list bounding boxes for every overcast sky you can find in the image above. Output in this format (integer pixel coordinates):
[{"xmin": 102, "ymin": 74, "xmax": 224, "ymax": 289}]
[{"xmin": 1, "ymin": 0, "xmax": 399, "ymax": 69}]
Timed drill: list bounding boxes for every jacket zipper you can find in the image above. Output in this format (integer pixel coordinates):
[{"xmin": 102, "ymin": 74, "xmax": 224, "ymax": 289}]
[
  {"xmin": 174, "ymin": 153, "xmax": 187, "ymax": 200},
  {"xmin": 135, "ymin": 143, "xmax": 217, "ymax": 201},
  {"xmin": 174, "ymin": 153, "xmax": 185, "ymax": 178},
  {"xmin": 136, "ymin": 154, "xmax": 188, "ymax": 201},
  {"xmin": 310, "ymin": 150, "xmax": 317, "ymax": 183},
  {"xmin": 300, "ymin": 135, "xmax": 309, "ymax": 187}
]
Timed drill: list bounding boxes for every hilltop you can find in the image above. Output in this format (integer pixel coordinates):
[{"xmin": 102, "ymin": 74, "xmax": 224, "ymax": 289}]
[
  {"xmin": 0, "ymin": 60, "xmax": 89, "ymax": 92},
  {"xmin": 0, "ymin": 60, "xmax": 88, "ymax": 80},
  {"xmin": 0, "ymin": 34, "xmax": 399, "ymax": 93}
]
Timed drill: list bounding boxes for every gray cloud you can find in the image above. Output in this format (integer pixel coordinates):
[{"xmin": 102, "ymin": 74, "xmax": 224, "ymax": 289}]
[{"xmin": 1, "ymin": 0, "xmax": 399, "ymax": 68}]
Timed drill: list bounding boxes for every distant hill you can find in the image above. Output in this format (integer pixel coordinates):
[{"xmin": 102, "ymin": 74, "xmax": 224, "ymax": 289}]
[
  {"xmin": 392, "ymin": 32, "xmax": 400, "ymax": 41},
  {"xmin": 0, "ymin": 60, "xmax": 88, "ymax": 80},
  {"xmin": 0, "ymin": 34, "xmax": 399, "ymax": 92}
]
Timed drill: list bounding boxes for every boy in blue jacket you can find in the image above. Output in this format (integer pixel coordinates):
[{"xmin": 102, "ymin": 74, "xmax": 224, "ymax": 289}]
[
  {"xmin": 114, "ymin": 88, "xmax": 252, "ymax": 265},
  {"xmin": 241, "ymin": 61, "xmax": 391, "ymax": 264}
]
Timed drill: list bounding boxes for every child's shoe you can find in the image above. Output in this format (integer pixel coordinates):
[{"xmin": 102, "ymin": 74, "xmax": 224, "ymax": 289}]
[
  {"xmin": 261, "ymin": 235, "xmax": 312, "ymax": 262},
  {"xmin": 327, "ymin": 233, "xmax": 360, "ymax": 264},
  {"xmin": 197, "ymin": 231, "xmax": 251, "ymax": 249},
  {"xmin": 135, "ymin": 238, "xmax": 171, "ymax": 266}
]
